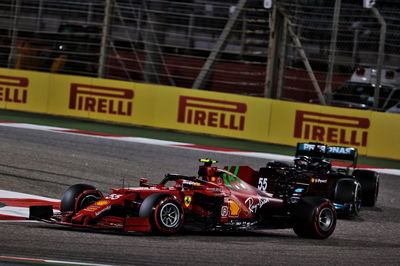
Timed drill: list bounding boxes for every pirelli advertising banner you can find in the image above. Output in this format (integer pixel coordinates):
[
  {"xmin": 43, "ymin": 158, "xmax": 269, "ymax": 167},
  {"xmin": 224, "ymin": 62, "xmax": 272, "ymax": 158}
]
[
  {"xmin": 48, "ymin": 74, "xmax": 136, "ymax": 124},
  {"xmin": 268, "ymin": 100, "xmax": 400, "ymax": 160},
  {"xmin": 269, "ymin": 101, "xmax": 371, "ymax": 155},
  {"xmin": 0, "ymin": 68, "xmax": 49, "ymax": 113},
  {"xmin": 157, "ymin": 88, "xmax": 271, "ymax": 141},
  {"xmin": 0, "ymin": 68, "xmax": 399, "ymax": 160}
]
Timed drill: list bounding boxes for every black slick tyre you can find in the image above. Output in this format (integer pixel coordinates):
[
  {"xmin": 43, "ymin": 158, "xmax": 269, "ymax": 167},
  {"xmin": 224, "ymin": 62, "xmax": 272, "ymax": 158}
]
[
  {"xmin": 353, "ymin": 170, "xmax": 379, "ymax": 207},
  {"xmin": 60, "ymin": 184, "xmax": 101, "ymax": 213},
  {"xmin": 333, "ymin": 178, "xmax": 362, "ymax": 216},
  {"xmin": 139, "ymin": 193, "xmax": 184, "ymax": 235},
  {"xmin": 292, "ymin": 196, "xmax": 337, "ymax": 239}
]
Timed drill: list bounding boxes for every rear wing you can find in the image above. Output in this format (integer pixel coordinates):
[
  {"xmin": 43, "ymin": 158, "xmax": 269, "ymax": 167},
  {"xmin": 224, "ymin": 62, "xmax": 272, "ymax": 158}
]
[{"xmin": 296, "ymin": 143, "xmax": 358, "ymax": 167}]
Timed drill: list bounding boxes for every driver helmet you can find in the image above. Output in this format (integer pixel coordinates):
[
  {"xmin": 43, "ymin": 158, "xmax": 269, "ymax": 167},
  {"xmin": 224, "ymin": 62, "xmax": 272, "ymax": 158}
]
[
  {"xmin": 295, "ymin": 156, "xmax": 311, "ymax": 169},
  {"xmin": 311, "ymin": 145, "xmax": 325, "ymax": 157}
]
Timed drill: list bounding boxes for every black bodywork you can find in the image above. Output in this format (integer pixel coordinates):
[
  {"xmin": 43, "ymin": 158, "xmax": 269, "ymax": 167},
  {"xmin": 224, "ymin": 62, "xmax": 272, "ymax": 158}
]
[{"xmin": 237, "ymin": 143, "xmax": 379, "ymax": 216}]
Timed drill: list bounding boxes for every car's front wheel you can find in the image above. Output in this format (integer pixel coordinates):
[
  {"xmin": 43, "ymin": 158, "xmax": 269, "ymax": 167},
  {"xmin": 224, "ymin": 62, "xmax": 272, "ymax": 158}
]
[
  {"xmin": 60, "ymin": 184, "xmax": 102, "ymax": 213},
  {"xmin": 333, "ymin": 178, "xmax": 362, "ymax": 216},
  {"xmin": 353, "ymin": 170, "xmax": 379, "ymax": 207},
  {"xmin": 139, "ymin": 193, "xmax": 184, "ymax": 235}
]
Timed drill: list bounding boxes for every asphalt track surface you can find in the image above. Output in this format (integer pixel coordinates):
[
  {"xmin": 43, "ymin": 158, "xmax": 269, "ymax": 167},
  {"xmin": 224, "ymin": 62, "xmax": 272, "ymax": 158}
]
[{"xmin": 0, "ymin": 126, "xmax": 399, "ymax": 265}]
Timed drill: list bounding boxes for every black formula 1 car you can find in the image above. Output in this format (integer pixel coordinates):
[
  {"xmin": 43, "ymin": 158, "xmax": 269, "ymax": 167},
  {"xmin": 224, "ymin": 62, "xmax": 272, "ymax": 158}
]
[
  {"xmin": 30, "ymin": 158, "xmax": 338, "ymax": 239},
  {"xmin": 241, "ymin": 142, "xmax": 379, "ymax": 217}
]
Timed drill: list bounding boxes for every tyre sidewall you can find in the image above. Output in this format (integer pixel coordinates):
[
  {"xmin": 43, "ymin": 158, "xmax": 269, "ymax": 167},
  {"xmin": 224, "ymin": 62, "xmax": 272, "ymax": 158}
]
[
  {"xmin": 152, "ymin": 197, "xmax": 184, "ymax": 235},
  {"xmin": 334, "ymin": 178, "xmax": 362, "ymax": 216},
  {"xmin": 139, "ymin": 193, "xmax": 184, "ymax": 235},
  {"xmin": 353, "ymin": 170, "xmax": 379, "ymax": 206},
  {"xmin": 292, "ymin": 196, "xmax": 337, "ymax": 239},
  {"xmin": 312, "ymin": 201, "xmax": 336, "ymax": 238},
  {"xmin": 60, "ymin": 184, "xmax": 97, "ymax": 212}
]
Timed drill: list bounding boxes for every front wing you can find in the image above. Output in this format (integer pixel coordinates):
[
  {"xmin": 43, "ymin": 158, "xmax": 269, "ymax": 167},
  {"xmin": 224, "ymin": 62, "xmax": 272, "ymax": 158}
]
[{"xmin": 29, "ymin": 205, "xmax": 151, "ymax": 232}]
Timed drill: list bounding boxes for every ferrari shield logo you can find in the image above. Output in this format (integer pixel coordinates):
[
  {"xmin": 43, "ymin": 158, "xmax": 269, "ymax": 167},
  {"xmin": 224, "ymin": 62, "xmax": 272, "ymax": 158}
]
[{"xmin": 184, "ymin": 196, "xmax": 192, "ymax": 207}]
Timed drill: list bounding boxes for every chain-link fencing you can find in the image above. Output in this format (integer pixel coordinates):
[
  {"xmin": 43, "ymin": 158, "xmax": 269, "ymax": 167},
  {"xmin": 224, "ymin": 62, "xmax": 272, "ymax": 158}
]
[{"xmin": 0, "ymin": 0, "xmax": 399, "ymax": 110}]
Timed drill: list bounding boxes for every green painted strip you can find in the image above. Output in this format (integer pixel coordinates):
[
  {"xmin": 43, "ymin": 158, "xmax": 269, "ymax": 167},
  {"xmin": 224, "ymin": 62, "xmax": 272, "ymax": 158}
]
[
  {"xmin": 232, "ymin": 166, "xmax": 249, "ymax": 191},
  {"xmin": 233, "ymin": 166, "xmax": 240, "ymax": 176},
  {"xmin": 222, "ymin": 167, "xmax": 235, "ymax": 190}
]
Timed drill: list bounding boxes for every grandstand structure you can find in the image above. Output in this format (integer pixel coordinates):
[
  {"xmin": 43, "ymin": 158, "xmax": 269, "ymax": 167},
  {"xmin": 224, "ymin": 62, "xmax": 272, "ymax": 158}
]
[{"xmin": 0, "ymin": 0, "xmax": 399, "ymax": 105}]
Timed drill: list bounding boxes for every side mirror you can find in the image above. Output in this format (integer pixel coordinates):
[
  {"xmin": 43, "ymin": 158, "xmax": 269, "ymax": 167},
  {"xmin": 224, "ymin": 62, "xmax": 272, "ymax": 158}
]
[{"xmin": 140, "ymin": 178, "xmax": 149, "ymax": 187}]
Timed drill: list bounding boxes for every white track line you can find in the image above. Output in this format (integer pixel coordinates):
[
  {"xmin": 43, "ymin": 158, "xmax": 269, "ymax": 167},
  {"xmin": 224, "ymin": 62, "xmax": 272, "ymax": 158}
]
[
  {"xmin": 0, "ymin": 256, "xmax": 114, "ymax": 266},
  {"xmin": 0, "ymin": 122, "xmax": 399, "ymax": 175},
  {"xmin": 0, "ymin": 189, "xmax": 61, "ymax": 201},
  {"xmin": 0, "ymin": 189, "xmax": 59, "ymax": 221}
]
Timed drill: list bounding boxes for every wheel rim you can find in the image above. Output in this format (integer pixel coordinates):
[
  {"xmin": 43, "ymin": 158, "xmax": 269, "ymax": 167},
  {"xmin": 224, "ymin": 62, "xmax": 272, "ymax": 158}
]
[
  {"xmin": 354, "ymin": 183, "xmax": 362, "ymax": 214},
  {"xmin": 159, "ymin": 202, "xmax": 180, "ymax": 228},
  {"xmin": 318, "ymin": 207, "xmax": 334, "ymax": 231},
  {"xmin": 374, "ymin": 178, "xmax": 379, "ymax": 202}
]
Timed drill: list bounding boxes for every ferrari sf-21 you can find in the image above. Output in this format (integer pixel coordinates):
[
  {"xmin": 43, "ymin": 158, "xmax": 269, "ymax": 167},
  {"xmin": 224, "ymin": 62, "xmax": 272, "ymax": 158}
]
[{"xmin": 30, "ymin": 156, "xmax": 341, "ymax": 239}]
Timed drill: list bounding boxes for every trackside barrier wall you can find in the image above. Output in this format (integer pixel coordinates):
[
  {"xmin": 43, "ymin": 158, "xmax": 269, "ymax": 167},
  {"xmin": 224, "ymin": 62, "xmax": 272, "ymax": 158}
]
[{"xmin": 0, "ymin": 68, "xmax": 399, "ymax": 160}]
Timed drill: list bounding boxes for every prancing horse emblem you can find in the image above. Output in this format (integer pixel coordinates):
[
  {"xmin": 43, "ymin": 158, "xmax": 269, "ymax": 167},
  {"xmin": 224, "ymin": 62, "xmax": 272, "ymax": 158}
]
[{"xmin": 184, "ymin": 196, "xmax": 192, "ymax": 207}]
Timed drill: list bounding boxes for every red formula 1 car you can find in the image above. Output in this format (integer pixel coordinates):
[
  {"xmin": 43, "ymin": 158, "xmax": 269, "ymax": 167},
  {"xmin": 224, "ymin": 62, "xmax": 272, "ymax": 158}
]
[{"xmin": 30, "ymin": 159, "xmax": 337, "ymax": 239}]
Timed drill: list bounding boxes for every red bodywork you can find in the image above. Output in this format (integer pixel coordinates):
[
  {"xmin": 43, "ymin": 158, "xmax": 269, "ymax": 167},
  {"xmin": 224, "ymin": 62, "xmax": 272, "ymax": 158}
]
[{"xmin": 48, "ymin": 163, "xmax": 288, "ymax": 232}]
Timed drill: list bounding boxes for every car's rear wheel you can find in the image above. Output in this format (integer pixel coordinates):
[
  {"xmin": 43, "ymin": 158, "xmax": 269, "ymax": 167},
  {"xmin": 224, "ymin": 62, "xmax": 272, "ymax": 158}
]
[
  {"xmin": 292, "ymin": 196, "xmax": 337, "ymax": 239},
  {"xmin": 60, "ymin": 184, "xmax": 102, "ymax": 213},
  {"xmin": 353, "ymin": 170, "xmax": 379, "ymax": 207},
  {"xmin": 139, "ymin": 193, "xmax": 184, "ymax": 235},
  {"xmin": 333, "ymin": 178, "xmax": 362, "ymax": 216}
]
